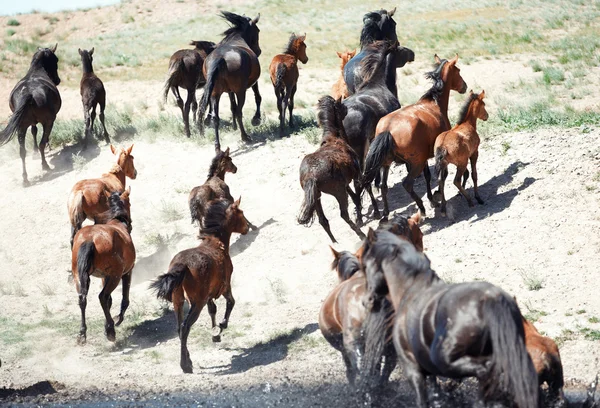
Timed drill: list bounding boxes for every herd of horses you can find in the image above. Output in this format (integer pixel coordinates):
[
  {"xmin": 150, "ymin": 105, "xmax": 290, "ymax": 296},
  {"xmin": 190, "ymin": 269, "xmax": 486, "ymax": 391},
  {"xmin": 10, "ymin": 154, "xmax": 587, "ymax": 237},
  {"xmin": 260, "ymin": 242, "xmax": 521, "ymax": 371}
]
[{"xmin": 0, "ymin": 6, "xmax": 598, "ymax": 408}]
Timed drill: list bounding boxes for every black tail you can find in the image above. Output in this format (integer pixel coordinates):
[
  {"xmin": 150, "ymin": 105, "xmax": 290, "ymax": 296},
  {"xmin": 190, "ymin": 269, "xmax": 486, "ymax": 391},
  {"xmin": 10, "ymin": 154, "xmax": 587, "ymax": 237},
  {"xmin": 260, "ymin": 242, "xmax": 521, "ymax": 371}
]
[
  {"xmin": 0, "ymin": 94, "xmax": 33, "ymax": 146},
  {"xmin": 434, "ymin": 146, "xmax": 448, "ymax": 178},
  {"xmin": 362, "ymin": 131, "xmax": 394, "ymax": 187},
  {"xmin": 198, "ymin": 57, "xmax": 227, "ymax": 134},
  {"xmin": 188, "ymin": 189, "xmax": 202, "ymax": 225},
  {"xmin": 359, "ymin": 296, "xmax": 394, "ymax": 389},
  {"xmin": 150, "ymin": 264, "xmax": 188, "ymax": 302},
  {"xmin": 274, "ymin": 64, "xmax": 287, "ymax": 93},
  {"xmin": 482, "ymin": 295, "xmax": 539, "ymax": 408},
  {"xmin": 163, "ymin": 59, "xmax": 183, "ymax": 103},
  {"xmin": 297, "ymin": 178, "xmax": 318, "ymax": 226},
  {"xmin": 76, "ymin": 241, "xmax": 95, "ymax": 302}
]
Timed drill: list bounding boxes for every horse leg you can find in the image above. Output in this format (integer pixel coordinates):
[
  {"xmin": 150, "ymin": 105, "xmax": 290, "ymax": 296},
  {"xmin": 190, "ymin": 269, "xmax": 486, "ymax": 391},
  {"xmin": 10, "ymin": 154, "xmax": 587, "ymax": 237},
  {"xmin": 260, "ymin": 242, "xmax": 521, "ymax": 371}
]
[
  {"xmin": 173, "ymin": 286, "xmax": 184, "ymax": 338},
  {"xmin": 380, "ymin": 166, "xmax": 391, "ymax": 217},
  {"xmin": 99, "ymin": 101, "xmax": 110, "ymax": 144},
  {"xmin": 172, "ymin": 86, "xmax": 184, "ymax": 115},
  {"xmin": 423, "ymin": 164, "xmax": 435, "ymax": 205},
  {"xmin": 90, "ymin": 105, "xmax": 97, "ymax": 142},
  {"xmin": 405, "ymin": 363, "xmax": 428, "ymax": 408},
  {"xmin": 380, "ymin": 347, "xmax": 397, "ymax": 386},
  {"xmin": 365, "ymin": 182, "xmax": 381, "ymax": 219},
  {"xmin": 234, "ymin": 91, "xmax": 252, "ymax": 144},
  {"xmin": 39, "ymin": 122, "xmax": 53, "ymax": 171},
  {"xmin": 336, "ymin": 188, "xmax": 365, "ymax": 240},
  {"xmin": 341, "ymin": 348, "xmax": 358, "ymax": 385},
  {"xmin": 207, "ymin": 299, "xmax": 221, "ymax": 342},
  {"xmin": 183, "ymin": 89, "xmax": 194, "ymax": 138},
  {"xmin": 439, "ymin": 167, "xmax": 449, "ymax": 217},
  {"xmin": 18, "ymin": 128, "xmax": 29, "ymax": 186},
  {"xmin": 315, "ymin": 199, "xmax": 337, "ymax": 243},
  {"xmin": 76, "ymin": 269, "xmax": 91, "ymax": 345},
  {"xmin": 83, "ymin": 106, "xmax": 91, "ymax": 149},
  {"xmin": 31, "ymin": 125, "xmax": 38, "ymax": 153},
  {"xmin": 470, "ymin": 152, "xmax": 484, "ymax": 204},
  {"xmin": 462, "ymin": 169, "xmax": 469, "ymax": 188},
  {"xmin": 113, "ymin": 271, "xmax": 131, "ymax": 326},
  {"xmin": 453, "ymin": 165, "xmax": 474, "ymax": 207},
  {"xmin": 211, "ymin": 93, "xmax": 222, "ymax": 152},
  {"xmin": 180, "ymin": 302, "xmax": 202, "ymax": 373},
  {"xmin": 279, "ymin": 88, "xmax": 289, "ymax": 137},
  {"xmin": 402, "ymin": 163, "xmax": 427, "ymax": 215},
  {"xmin": 288, "ymin": 84, "xmax": 297, "ymax": 128},
  {"xmin": 352, "ymin": 179, "xmax": 364, "ymax": 227},
  {"xmin": 275, "ymin": 88, "xmax": 283, "ymax": 130},
  {"xmin": 342, "ymin": 330, "xmax": 361, "ymax": 385},
  {"xmin": 98, "ymin": 276, "xmax": 120, "ymax": 342},
  {"xmin": 219, "ymin": 287, "xmax": 235, "ymax": 330},
  {"xmin": 251, "ymin": 82, "xmax": 262, "ymax": 126},
  {"xmin": 228, "ymin": 92, "xmax": 238, "ymax": 131},
  {"xmin": 191, "ymin": 92, "xmax": 198, "ymax": 125}
]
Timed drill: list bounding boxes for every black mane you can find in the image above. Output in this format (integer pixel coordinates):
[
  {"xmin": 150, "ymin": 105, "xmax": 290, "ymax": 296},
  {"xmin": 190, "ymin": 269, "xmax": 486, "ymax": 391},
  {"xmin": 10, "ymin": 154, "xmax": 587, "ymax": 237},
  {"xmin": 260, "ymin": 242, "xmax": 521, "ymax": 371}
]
[
  {"xmin": 420, "ymin": 60, "xmax": 447, "ymax": 104},
  {"xmin": 283, "ymin": 33, "xmax": 303, "ymax": 55},
  {"xmin": 207, "ymin": 150, "xmax": 227, "ymax": 179},
  {"xmin": 378, "ymin": 214, "xmax": 411, "ymax": 238},
  {"xmin": 360, "ymin": 10, "xmax": 397, "ymax": 48},
  {"xmin": 95, "ymin": 192, "xmax": 132, "ymax": 231},
  {"xmin": 356, "ymin": 41, "xmax": 393, "ymax": 90},
  {"xmin": 200, "ymin": 199, "xmax": 231, "ymax": 236},
  {"xmin": 331, "ymin": 250, "xmax": 361, "ymax": 281},
  {"xmin": 456, "ymin": 92, "xmax": 480, "ymax": 125},
  {"xmin": 317, "ymin": 95, "xmax": 347, "ymax": 140},
  {"xmin": 221, "ymin": 11, "xmax": 251, "ymax": 42}
]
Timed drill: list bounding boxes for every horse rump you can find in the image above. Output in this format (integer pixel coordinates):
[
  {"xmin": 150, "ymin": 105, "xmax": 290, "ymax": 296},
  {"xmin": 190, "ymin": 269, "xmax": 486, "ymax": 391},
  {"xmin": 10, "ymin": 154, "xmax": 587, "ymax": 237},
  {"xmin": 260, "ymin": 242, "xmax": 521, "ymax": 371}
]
[
  {"xmin": 163, "ymin": 58, "xmax": 184, "ymax": 103},
  {"xmin": 150, "ymin": 264, "xmax": 189, "ymax": 302},
  {"xmin": 198, "ymin": 57, "xmax": 227, "ymax": 134}
]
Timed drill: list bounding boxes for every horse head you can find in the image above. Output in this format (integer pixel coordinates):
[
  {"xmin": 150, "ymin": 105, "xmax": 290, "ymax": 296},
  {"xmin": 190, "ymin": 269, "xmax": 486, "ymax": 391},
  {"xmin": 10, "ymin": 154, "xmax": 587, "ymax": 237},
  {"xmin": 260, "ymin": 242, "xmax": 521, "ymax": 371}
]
[{"xmin": 33, "ymin": 44, "xmax": 61, "ymax": 85}]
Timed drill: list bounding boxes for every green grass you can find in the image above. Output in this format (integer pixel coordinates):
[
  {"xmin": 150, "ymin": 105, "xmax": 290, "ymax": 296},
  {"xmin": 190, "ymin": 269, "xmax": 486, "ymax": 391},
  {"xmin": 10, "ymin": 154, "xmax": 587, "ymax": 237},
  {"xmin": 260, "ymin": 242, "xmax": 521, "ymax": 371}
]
[
  {"xmin": 554, "ymin": 328, "xmax": 575, "ymax": 347},
  {"xmin": 519, "ymin": 270, "xmax": 544, "ymax": 291},
  {"xmin": 7, "ymin": 19, "xmax": 20, "ymax": 26},
  {"xmin": 541, "ymin": 66, "xmax": 565, "ymax": 84},
  {"xmin": 580, "ymin": 327, "xmax": 600, "ymax": 341},
  {"xmin": 523, "ymin": 308, "xmax": 548, "ymax": 323},
  {"xmin": 576, "ymin": 309, "xmax": 586, "ymax": 315},
  {"xmin": 588, "ymin": 316, "xmax": 599, "ymax": 324},
  {"xmin": 6, "ymin": 28, "xmax": 16, "ymax": 37},
  {"xmin": 493, "ymin": 101, "xmax": 600, "ymax": 132},
  {"xmin": 4, "ymin": 39, "xmax": 37, "ymax": 55}
]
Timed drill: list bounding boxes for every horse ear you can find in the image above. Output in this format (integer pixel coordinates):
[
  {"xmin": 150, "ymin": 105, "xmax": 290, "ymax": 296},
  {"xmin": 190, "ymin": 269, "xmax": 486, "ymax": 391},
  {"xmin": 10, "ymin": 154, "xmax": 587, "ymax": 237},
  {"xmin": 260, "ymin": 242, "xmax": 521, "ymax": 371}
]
[
  {"xmin": 224, "ymin": 147, "xmax": 230, "ymax": 156},
  {"xmin": 121, "ymin": 186, "xmax": 131, "ymax": 199},
  {"xmin": 110, "ymin": 144, "xmax": 117, "ymax": 155},
  {"xmin": 235, "ymin": 196, "xmax": 242, "ymax": 206},
  {"xmin": 329, "ymin": 245, "xmax": 340, "ymax": 259},
  {"xmin": 51, "ymin": 43, "xmax": 58, "ymax": 53},
  {"xmin": 78, "ymin": 48, "xmax": 83, "ymax": 56},
  {"xmin": 388, "ymin": 7, "xmax": 396, "ymax": 17},
  {"xmin": 479, "ymin": 89, "xmax": 486, "ymax": 99},
  {"xmin": 350, "ymin": 49, "xmax": 356, "ymax": 57},
  {"xmin": 252, "ymin": 13, "xmax": 260, "ymax": 24},
  {"xmin": 89, "ymin": 47, "xmax": 94, "ymax": 56},
  {"xmin": 126, "ymin": 144, "xmax": 134, "ymax": 155},
  {"xmin": 451, "ymin": 53, "xmax": 459, "ymax": 63},
  {"xmin": 367, "ymin": 228, "xmax": 377, "ymax": 243},
  {"xmin": 434, "ymin": 54, "xmax": 442, "ymax": 64},
  {"xmin": 336, "ymin": 51, "xmax": 343, "ymax": 58}
]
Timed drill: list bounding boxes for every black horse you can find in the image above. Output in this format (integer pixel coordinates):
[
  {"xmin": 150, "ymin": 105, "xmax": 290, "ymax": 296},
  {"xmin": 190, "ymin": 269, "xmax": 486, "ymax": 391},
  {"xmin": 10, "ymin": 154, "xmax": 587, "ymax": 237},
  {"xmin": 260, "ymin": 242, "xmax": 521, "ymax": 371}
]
[
  {"xmin": 0, "ymin": 44, "xmax": 61, "ymax": 186},
  {"xmin": 342, "ymin": 41, "xmax": 402, "ymax": 225},
  {"xmin": 198, "ymin": 11, "xmax": 262, "ymax": 152},
  {"xmin": 79, "ymin": 47, "xmax": 109, "ymax": 148},
  {"xmin": 361, "ymin": 229, "xmax": 539, "ymax": 408}
]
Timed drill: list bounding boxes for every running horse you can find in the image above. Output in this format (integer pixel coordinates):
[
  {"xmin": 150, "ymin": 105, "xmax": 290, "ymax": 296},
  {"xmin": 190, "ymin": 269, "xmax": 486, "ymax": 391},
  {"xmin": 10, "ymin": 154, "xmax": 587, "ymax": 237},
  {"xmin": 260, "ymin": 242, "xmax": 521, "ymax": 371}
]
[
  {"xmin": 198, "ymin": 11, "xmax": 262, "ymax": 152},
  {"xmin": 0, "ymin": 44, "xmax": 61, "ymax": 186},
  {"xmin": 79, "ymin": 48, "xmax": 110, "ymax": 148},
  {"xmin": 361, "ymin": 229, "xmax": 539, "ymax": 408}
]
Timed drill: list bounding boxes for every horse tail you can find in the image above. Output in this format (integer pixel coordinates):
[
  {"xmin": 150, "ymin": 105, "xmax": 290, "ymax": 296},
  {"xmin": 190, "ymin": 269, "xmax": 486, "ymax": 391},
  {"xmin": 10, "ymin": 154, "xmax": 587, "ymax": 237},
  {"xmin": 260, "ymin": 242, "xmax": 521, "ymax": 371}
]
[
  {"xmin": 0, "ymin": 94, "xmax": 33, "ymax": 146},
  {"xmin": 188, "ymin": 189, "xmax": 202, "ymax": 225},
  {"xmin": 274, "ymin": 63, "xmax": 287, "ymax": 93},
  {"xmin": 362, "ymin": 131, "xmax": 394, "ymax": 187},
  {"xmin": 482, "ymin": 295, "xmax": 539, "ymax": 408},
  {"xmin": 434, "ymin": 146, "xmax": 448, "ymax": 178},
  {"xmin": 198, "ymin": 57, "xmax": 227, "ymax": 134},
  {"xmin": 297, "ymin": 178, "xmax": 318, "ymax": 226},
  {"xmin": 150, "ymin": 264, "xmax": 189, "ymax": 302},
  {"xmin": 76, "ymin": 241, "xmax": 95, "ymax": 303},
  {"xmin": 68, "ymin": 190, "xmax": 86, "ymax": 229},
  {"xmin": 359, "ymin": 296, "xmax": 394, "ymax": 389},
  {"xmin": 163, "ymin": 58, "xmax": 183, "ymax": 103}
]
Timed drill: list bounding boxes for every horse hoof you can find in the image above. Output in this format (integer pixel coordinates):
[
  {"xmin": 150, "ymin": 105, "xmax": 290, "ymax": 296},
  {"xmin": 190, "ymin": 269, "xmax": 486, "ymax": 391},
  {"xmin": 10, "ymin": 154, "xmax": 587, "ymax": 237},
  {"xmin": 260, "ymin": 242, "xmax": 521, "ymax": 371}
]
[
  {"xmin": 42, "ymin": 163, "xmax": 51, "ymax": 171},
  {"xmin": 77, "ymin": 334, "xmax": 87, "ymax": 345},
  {"xmin": 441, "ymin": 211, "xmax": 447, "ymax": 218},
  {"xmin": 242, "ymin": 135, "xmax": 253, "ymax": 144},
  {"xmin": 113, "ymin": 315, "xmax": 124, "ymax": 327},
  {"xmin": 251, "ymin": 116, "xmax": 261, "ymax": 126},
  {"xmin": 212, "ymin": 335, "xmax": 222, "ymax": 343},
  {"xmin": 22, "ymin": 179, "xmax": 30, "ymax": 187},
  {"xmin": 105, "ymin": 328, "xmax": 116, "ymax": 342},
  {"xmin": 181, "ymin": 362, "xmax": 194, "ymax": 374}
]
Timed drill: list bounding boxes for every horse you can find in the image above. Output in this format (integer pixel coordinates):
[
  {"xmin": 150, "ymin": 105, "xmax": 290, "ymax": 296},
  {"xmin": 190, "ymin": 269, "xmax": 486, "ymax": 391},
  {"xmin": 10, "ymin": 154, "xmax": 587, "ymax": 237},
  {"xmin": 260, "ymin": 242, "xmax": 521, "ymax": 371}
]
[
  {"xmin": 433, "ymin": 90, "xmax": 488, "ymax": 216},
  {"xmin": 341, "ymin": 40, "xmax": 403, "ymax": 225},
  {"xmin": 71, "ymin": 189, "xmax": 135, "ymax": 344},
  {"xmin": 67, "ymin": 144, "xmax": 136, "ymax": 248},
  {"xmin": 163, "ymin": 40, "xmax": 217, "ymax": 137},
  {"xmin": 331, "ymin": 50, "xmax": 356, "ymax": 100},
  {"xmin": 362, "ymin": 54, "xmax": 468, "ymax": 217},
  {"xmin": 297, "ymin": 95, "xmax": 364, "ymax": 243},
  {"xmin": 361, "ymin": 229, "xmax": 539, "ymax": 408},
  {"xmin": 0, "ymin": 44, "xmax": 61, "ymax": 186},
  {"xmin": 79, "ymin": 48, "xmax": 109, "ymax": 148},
  {"xmin": 343, "ymin": 8, "xmax": 398, "ymax": 96},
  {"xmin": 151, "ymin": 198, "xmax": 249, "ymax": 373},
  {"xmin": 319, "ymin": 212, "xmax": 424, "ymax": 385},
  {"xmin": 198, "ymin": 12, "xmax": 262, "ymax": 152},
  {"xmin": 269, "ymin": 33, "xmax": 308, "ymax": 137}
]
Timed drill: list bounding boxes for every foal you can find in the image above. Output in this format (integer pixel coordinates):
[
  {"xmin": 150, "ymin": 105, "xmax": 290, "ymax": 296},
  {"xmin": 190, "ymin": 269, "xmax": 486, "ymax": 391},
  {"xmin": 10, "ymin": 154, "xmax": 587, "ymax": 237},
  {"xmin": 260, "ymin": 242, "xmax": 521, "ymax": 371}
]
[
  {"xmin": 151, "ymin": 198, "xmax": 249, "ymax": 373},
  {"xmin": 269, "ymin": 33, "xmax": 308, "ymax": 136},
  {"xmin": 297, "ymin": 95, "xmax": 364, "ymax": 243},
  {"xmin": 331, "ymin": 50, "xmax": 356, "ymax": 100},
  {"xmin": 67, "ymin": 144, "xmax": 136, "ymax": 248},
  {"xmin": 79, "ymin": 48, "xmax": 109, "ymax": 148},
  {"xmin": 434, "ymin": 90, "xmax": 488, "ymax": 216}
]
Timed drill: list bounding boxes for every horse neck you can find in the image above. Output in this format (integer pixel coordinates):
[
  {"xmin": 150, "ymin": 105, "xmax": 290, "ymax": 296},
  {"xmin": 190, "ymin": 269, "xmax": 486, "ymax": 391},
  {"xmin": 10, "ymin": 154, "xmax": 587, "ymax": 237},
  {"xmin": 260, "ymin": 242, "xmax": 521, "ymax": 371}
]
[
  {"xmin": 214, "ymin": 167, "xmax": 227, "ymax": 180},
  {"xmin": 384, "ymin": 52, "xmax": 398, "ymax": 97},
  {"xmin": 437, "ymin": 85, "xmax": 452, "ymax": 121},
  {"xmin": 108, "ymin": 164, "xmax": 126, "ymax": 186},
  {"xmin": 27, "ymin": 58, "xmax": 48, "ymax": 78},
  {"xmin": 383, "ymin": 266, "xmax": 440, "ymax": 310},
  {"xmin": 205, "ymin": 228, "xmax": 233, "ymax": 253},
  {"xmin": 82, "ymin": 57, "xmax": 94, "ymax": 74},
  {"xmin": 462, "ymin": 106, "xmax": 480, "ymax": 130}
]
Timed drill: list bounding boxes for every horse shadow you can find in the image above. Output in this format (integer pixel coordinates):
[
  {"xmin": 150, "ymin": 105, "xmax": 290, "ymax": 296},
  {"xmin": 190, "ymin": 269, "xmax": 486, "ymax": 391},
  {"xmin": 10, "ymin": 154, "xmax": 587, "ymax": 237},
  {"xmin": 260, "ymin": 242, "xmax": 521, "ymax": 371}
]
[
  {"xmin": 230, "ymin": 217, "xmax": 276, "ymax": 257},
  {"xmin": 131, "ymin": 232, "xmax": 186, "ymax": 285},
  {"xmin": 27, "ymin": 142, "xmax": 102, "ymax": 186},
  {"xmin": 119, "ymin": 309, "xmax": 177, "ymax": 351},
  {"xmin": 206, "ymin": 323, "xmax": 318, "ymax": 375}
]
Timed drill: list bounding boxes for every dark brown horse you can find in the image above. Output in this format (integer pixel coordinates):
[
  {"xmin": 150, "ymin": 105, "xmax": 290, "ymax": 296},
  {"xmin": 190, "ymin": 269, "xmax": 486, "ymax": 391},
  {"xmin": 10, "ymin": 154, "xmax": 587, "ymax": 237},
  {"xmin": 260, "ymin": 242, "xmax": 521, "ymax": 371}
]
[
  {"xmin": 79, "ymin": 48, "xmax": 109, "ymax": 148},
  {"xmin": 269, "ymin": 33, "xmax": 308, "ymax": 136},
  {"xmin": 434, "ymin": 90, "xmax": 488, "ymax": 216},
  {"xmin": 331, "ymin": 49, "xmax": 356, "ymax": 100},
  {"xmin": 71, "ymin": 189, "xmax": 135, "ymax": 344},
  {"xmin": 361, "ymin": 229, "xmax": 538, "ymax": 408},
  {"xmin": 0, "ymin": 44, "xmax": 61, "ymax": 186},
  {"xmin": 163, "ymin": 40, "xmax": 216, "ymax": 137},
  {"xmin": 151, "ymin": 198, "xmax": 249, "ymax": 373},
  {"xmin": 363, "ymin": 54, "xmax": 468, "ymax": 216},
  {"xmin": 297, "ymin": 96, "xmax": 364, "ymax": 243},
  {"xmin": 198, "ymin": 12, "xmax": 262, "ymax": 152}
]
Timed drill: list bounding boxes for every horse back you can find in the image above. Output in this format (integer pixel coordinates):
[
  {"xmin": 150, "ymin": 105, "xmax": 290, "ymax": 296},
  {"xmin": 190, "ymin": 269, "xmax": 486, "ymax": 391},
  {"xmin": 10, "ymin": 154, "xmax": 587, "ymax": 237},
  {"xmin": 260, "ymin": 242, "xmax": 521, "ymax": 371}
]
[
  {"xmin": 71, "ymin": 175, "xmax": 124, "ymax": 220},
  {"xmin": 169, "ymin": 49, "xmax": 203, "ymax": 89},
  {"xmin": 269, "ymin": 54, "xmax": 299, "ymax": 85},
  {"xmin": 80, "ymin": 74, "xmax": 106, "ymax": 106},
  {"xmin": 204, "ymin": 45, "xmax": 261, "ymax": 92},
  {"xmin": 342, "ymin": 51, "xmax": 365, "ymax": 95},
  {"xmin": 9, "ymin": 73, "xmax": 61, "ymax": 123},
  {"xmin": 434, "ymin": 125, "xmax": 480, "ymax": 166}
]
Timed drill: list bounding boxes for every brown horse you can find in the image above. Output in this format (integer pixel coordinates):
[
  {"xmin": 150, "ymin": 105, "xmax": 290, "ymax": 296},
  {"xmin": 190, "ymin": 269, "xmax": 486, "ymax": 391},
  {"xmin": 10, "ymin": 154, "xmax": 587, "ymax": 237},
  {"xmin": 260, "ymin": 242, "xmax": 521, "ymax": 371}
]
[
  {"xmin": 269, "ymin": 33, "xmax": 308, "ymax": 136},
  {"xmin": 297, "ymin": 95, "xmax": 364, "ymax": 243},
  {"xmin": 71, "ymin": 189, "xmax": 135, "ymax": 344},
  {"xmin": 363, "ymin": 54, "xmax": 468, "ymax": 216},
  {"xmin": 434, "ymin": 90, "xmax": 488, "ymax": 216},
  {"xmin": 198, "ymin": 12, "xmax": 262, "ymax": 152},
  {"xmin": 151, "ymin": 198, "xmax": 249, "ymax": 373},
  {"xmin": 163, "ymin": 40, "xmax": 217, "ymax": 137},
  {"xmin": 0, "ymin": 44, "xmax": 61, "ymax": 186},
  {"xmin": 79, "ymin": 48, "xmax": 109, "ymax": 148},
  {"xmin": 331, "ymin": 50, "xmax": 356, "ymax": 100},
  {"xmin": 67, "ymin": 144, "xmax": 137, "ymax": 248}
]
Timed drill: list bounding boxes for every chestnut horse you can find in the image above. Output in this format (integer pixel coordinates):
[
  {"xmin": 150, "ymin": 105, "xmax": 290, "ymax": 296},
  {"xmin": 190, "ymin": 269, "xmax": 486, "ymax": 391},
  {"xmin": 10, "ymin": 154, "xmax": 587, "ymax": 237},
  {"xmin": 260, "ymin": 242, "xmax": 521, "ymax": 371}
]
[
  {"xmin": 361, "ymin": 229, "xmax": 538, "ymax": 408},
  {"xmin": 434, "ymin": 90, "xmax": 488, "ymax": 216},
  {"xmin": 319, "ymin": 212, "xmax": 423, "ymax": 385},
  {"xmin": 151, "ymin": 198, "xmax": 249, "ymax": 373},
  {"xmin": 71, "ymin": 189, "xmax": 134, "ymax": 344},
  {"xmin": 269, "ymin": 33, "xmax": 308, "ymax": 136},
  {"xmin": 363, "ymin": 54, "xmax": 468, "ymax": 216},
  {"xmin": 67, "ymin": 144, "xmax": 137, "ymax": 248},
  {"xmin": 198, "ymin": 12, "xmax": 262, "ymax": 152},
  {"xmin": 0, "ymin": 44, "xmax": 61, "ymax": 186},
  {"xmin": 79, "ymin": 48, "xmax": 109, "ymax": 148},
  {"xmin": 297, "ymin": 96, "xmax": 364, "ymax": 243},
  {"xmin": 331, "ymin": 50, "xmax": 356, "ymax": 100}
]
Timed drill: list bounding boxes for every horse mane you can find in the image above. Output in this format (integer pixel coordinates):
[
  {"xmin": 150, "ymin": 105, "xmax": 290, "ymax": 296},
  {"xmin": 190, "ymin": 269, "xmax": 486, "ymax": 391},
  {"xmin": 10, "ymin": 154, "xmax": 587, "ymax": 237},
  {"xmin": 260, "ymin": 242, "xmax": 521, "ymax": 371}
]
[
  {"xmin": 378, "ymin": 214, "xmax": 411, "ymax": 238},
  {"xmin": 317, "ymin": 95, "xmax": 347, "ymax": 141},
  {"xmin": 220, "ymin": 11, "xmax": 251, "ymax": 42},
  {"xmin": 360, "ymin": 10, "xmax": 393, "ymax": 47},
  {"xmin": 283, "ymin": 33, "xmax": 303, "ymax": 55},
  {"xmin": 191, "ymin": 40, "xmax": 216, "ymax": 57},
  {"xmin": 95, "ymin": 192, "xmax": 131, "ymax": 229},
  {"xmin": 331, "ymin": 250, "xmax": 361, "ymax": 281},
  {"xmin": 456, "ymin": 92, "xmax": 480, "ymax": 125},
  {"xmin": 107, "ymin": 164, "xmax": 122, "ymax": 175},
  {"xmin": 420, "ymin": 60, "xmax": 448, "ymax": 104},
  {"xmin": 200, "ymin": 199, "xmax": 231, "ymax": 236},
  {"xmin": 29, "ymin": 48, "xmax": 53, "ymax": 71},
  {"xmin": 207, "ymin": 150, "xmax": 226, "ymax": 179},
  {"xmin": 356, "ymin": 41, "xmax": 393, "ymax": 90}
]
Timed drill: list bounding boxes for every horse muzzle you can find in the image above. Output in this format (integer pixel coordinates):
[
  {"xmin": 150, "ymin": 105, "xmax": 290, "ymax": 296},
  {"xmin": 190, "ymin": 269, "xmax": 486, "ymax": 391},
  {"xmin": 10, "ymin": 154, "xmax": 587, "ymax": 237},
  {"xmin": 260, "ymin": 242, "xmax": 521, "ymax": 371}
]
[{"xmin": 460, "ymin": 82, "xmax": 468, "ymax": 94}]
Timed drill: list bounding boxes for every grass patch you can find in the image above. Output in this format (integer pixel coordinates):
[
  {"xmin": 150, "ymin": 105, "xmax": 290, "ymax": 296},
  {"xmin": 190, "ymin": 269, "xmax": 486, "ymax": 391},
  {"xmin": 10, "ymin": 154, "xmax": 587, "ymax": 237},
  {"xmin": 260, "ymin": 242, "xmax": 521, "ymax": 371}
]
[
  {"xmin": 7, "ymin": 19, "xmax": 20, "ymax": 26},
  {"xmin": 12, "ymin": 283, "xmax": 26, "ymax": 297},
  {"xmin": 71, "ymin": 152, "xmax": 87, "ymax": 171},
  {"xmin": 143, "ymin": 232, "xmax": 169, "ymax": 248},
  {"xmin": 541, "ymin": 66, "xmax": 565, "ymax": 84},
  {"xmin": 588, "ymin": 316, "xmax": 599, "ymax": 324},
  {"xmin": 519, "ymin": 270, "xmax": 544, "ymax": 291},
  {"xmin": 6, "ymin": 28, "xmax": 16, "ymax": 37},
  {"xmin": 4, "ymin": 39, "xmax": 37, "ymax": 55},
  {"xmin": 494, "ymin": 102, "xmax": 600, "ymax": 132},
  {"xmin": 554, "ymin": 328, "xmax": 575, "ymax": 347},
  {"xmin": 38, "ymin": 283, "xmax": 56, "ymax": 296},
  {"xmin": 266, "ymin": 277, "xmax": 288, "ymax": 304},
  {"xmin": 159, "ymin": 200, "xmax": 184, "ymax": 222},
  {"xmin": 580, "ymin": 327, "xmax": 600, "ymax": 341},
  {"xmin": 576, "ymin": 309, "xmax": 586, "ymax": 315},
  {"xmin": 501, "ymin": 141, "xmax": 511, "ymax": 156}
]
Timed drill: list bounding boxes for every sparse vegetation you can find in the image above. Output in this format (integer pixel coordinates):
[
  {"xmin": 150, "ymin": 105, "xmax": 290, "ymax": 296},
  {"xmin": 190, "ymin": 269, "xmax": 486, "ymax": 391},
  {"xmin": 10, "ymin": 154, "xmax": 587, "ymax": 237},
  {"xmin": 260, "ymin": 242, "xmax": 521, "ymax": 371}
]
[
  {"xmin": 38, "ymin": 283, "xmax": 56, "ymax": 296},
  {"xmin": 7, "ymin": 19, "xmax": 20, "ymax": 26},
  {"xmin": 588, "ymin": 316, "xmax": 599, "ymax": 324},
  {"xmin": 159, "ymin": 200, "xmax": 184, "ymax": 222},
  {"xmin": 580, "ymin": 327, "xmax": 600, "ymax": 341},
  {"xmin": 554, "ymin": 328, "xmax": 575, "ymax": 347},
  {"xmin": 519, "ymin": 270, "xmax": 544, "ymax": 291}
]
